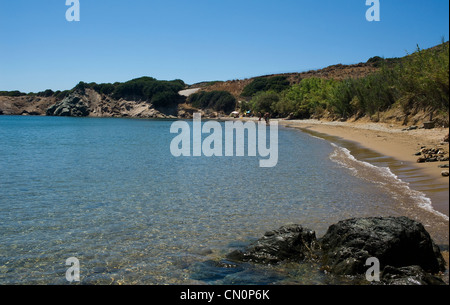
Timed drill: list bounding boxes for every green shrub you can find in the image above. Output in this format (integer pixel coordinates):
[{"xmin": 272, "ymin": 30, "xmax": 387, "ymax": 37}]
[
  {"xmin": 328, "ymin": 79, "xmax": 357, "ymax": 118},
  {"xmin": 109, "ymin": 77, "xmax": 185, "ymax": 107},
  {"xmin": 0, "ymin": 90, "xmax": 27, "ymax": 97},
  {"xmin": 37, "ymin": 89, "xmax": 55, "ymax": 97},
  {"xmin": 189, "ymin": 91, "xmax": 237, "ymax": 113},
  {"xmin": 93, "ymin": 83, "xmax": 115, "ymax": 95},
  {"xmin": 395, "ymin": 42, "xmax": 449, "ymax": 113},
  {"xmin": 241, "ymin": 76, "xmax": 290, "ymax": 97},
  {"xmin": 272, "ymin": 78, "xmax": 336, "ymax": 118},
  {"xmin": 152, "ymin": 91, "xmax": 185, "ymax": 108},
  {"xmin": 250, "ymin": 91, "xmax": 280, "ymax": 114}
]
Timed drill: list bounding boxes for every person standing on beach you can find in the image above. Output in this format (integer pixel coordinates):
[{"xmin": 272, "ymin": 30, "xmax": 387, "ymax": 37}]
[
  {"xmin": 264, "ymin": 112, "xmax": 270, "ymax": 125},
  {"xmin": 258, "ymin": 112, "xmax": 262, "ymax": 121}
]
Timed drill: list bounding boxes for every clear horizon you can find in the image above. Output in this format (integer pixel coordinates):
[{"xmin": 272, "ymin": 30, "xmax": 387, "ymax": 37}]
[{"xmin": 0, "ymin": 0, "xmax": 449, "ymax": 93}]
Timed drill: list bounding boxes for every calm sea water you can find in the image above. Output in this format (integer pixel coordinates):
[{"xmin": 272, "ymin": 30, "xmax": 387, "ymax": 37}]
[{"xmin": 0, "ymin": 116, "xmax": 447, "ymax": 284}]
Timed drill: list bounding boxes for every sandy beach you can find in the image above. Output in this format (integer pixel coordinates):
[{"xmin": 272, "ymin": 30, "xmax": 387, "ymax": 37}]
[
  {"xmin": 235, "ymin": 116, "xmax": 449, "ymax": 275},
  {"xmin": 279, "ymin": 119, "xmax": 450, "ymax": 277},
  {"xmin": 277, "ymin": 119, "xmax": 449, "ymax": 217}
]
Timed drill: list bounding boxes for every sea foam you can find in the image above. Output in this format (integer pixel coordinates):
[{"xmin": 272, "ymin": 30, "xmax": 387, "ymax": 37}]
[{"xmin": 329, "ymin": 143, "xmax": 449, "ymax": 222}]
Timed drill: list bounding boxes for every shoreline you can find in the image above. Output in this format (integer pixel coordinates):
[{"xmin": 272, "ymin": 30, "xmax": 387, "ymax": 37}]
[
  {"xmin": 3, "ymin": 115, "xmax": 448, "ymax": 217},
  {"xmin": 245, "ymin": 116, "xmax": 449, "ymax": 279},
  {"xmin": 276, "ymin": 119, "xmax": 449, "ymax": 218},
  {"xmin": 1, "ymin": 115, "xmax": 448, "ymax": 283}
]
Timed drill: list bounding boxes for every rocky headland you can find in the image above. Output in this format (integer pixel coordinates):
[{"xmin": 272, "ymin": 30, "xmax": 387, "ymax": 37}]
[
  {"xmin": 0, "ymin": 88, "xmax": 217, "ymax": 120},
  {"xmin": 44, "ymin": 89, "xmax": 178, "ymax": 119}
]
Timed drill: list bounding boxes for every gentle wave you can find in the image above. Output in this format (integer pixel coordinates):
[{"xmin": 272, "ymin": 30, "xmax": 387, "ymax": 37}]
[{"xmin": 329, "ymin": 143, "xmax": 449, "ymax": 222}]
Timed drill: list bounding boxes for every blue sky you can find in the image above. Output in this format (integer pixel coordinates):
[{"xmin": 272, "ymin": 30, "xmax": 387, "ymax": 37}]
[{"xmin": 0, "ymin": 0, "xmax": 448, "ymax": 92}]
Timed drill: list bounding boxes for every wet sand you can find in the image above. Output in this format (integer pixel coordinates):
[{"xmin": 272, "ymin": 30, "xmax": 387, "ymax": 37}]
[
  {"xmin": 237, "ymin": 116, "xmax": 449, "ymax": 281},
  {"xmin": 279, "ymin": 119, "xmax": 449, "ymax": 217},
  {"xmin": 281, "ymin": 119, "xmax": 449, "ymax": 277}
]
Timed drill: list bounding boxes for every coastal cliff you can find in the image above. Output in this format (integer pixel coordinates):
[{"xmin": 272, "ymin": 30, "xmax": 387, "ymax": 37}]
[
  {"xmin": 0, "ymin": 77, "xmax": 186, "ymax": 119},
  {"xmin": 0, "ymin": 90, "xmax": 178, "ymax": 119}
]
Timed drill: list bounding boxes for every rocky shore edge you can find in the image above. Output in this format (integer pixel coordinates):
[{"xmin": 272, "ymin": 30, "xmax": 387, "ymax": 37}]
[
  {"xmin": 224, "ymin": 216, "xmax": 448, "ymax": 285},
  {"xmin": 0, "ymin": 89, "xmax": 220, "ymax": 120}
]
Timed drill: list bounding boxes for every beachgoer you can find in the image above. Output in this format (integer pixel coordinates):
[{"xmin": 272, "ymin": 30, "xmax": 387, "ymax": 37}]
[{"xmin": 264, "ymin": 112, "xmax": 270, "ymax": 125}]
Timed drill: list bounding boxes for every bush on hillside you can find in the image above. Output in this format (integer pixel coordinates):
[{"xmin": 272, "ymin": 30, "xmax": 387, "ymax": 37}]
[
  {"xmin": 189, "ymin": 91, "xmax": 237, "ymax": 113},
  {"xmin": 241, "ymin": 76, "xmax": 290, "ymax": 97}
]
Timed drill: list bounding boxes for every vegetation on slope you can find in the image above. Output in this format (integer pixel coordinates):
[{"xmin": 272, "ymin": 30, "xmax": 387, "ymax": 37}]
[
  {"xmin": 188, "ymin": 91, "xmax": 237, "ymax": 113},
  {"xmin": 1, "ymin": 42, "xmax": 448, "ymax": 123},
  {"xmin": 242, "ymin": 42, "xmax": 449, "ymax": 124}
]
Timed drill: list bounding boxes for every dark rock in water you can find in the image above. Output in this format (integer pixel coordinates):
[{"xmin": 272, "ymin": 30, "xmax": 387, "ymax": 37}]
[
  {"xmin": 189, "ymin": 259, "xmax": 244, "ymax": 283},
  {"xmin": 320, "ymin": 217, "xmax": 446, "ymax": 275},
  {"xmin": 92, "ymin": 266, "xmax": 108, "ymax": 274},
  {"xmin": 441, "ymin": 171, "xmax": 449, "ymax": 177},
  {"xmin": 226, "ymin": 224, "xmax": 319, "ymax": 264},
  {"xmin": 222, "ymin": 217, "xmax": 446, "ymax": 285},
  {"xmin": 380, "ymin": 265, "xmax": 446, "ymax": 285},
  {"xmin": 46, "ymin": 95, "xmax": 90, "ymax": 117}
]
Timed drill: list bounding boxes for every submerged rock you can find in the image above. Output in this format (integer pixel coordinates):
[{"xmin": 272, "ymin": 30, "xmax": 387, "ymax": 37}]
[
  {"xmin": 226, "ymin": 224, "xmax": 320, "ymax": 264},
  {"xmin": 320, "ymin": 217, "xmax": 446, "ymax": 275},
  {"xmin": 380, "ymin": 265, "xmax": 446, "ymax": 285}
]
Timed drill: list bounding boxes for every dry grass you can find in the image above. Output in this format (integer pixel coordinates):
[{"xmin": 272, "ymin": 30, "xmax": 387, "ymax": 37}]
[{"xmin": 193, "ymin": 62, "xmax": 379, "ymax": 98}]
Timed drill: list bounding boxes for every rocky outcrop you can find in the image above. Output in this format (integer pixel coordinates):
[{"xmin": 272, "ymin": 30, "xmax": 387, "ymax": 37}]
[
  {"xmin": 226, "ymin": 225, "xmax": 319, "ymax": 264},
  {"xmin": 320, "ymin": 217, "xmax": 446, "ymax": 275},
  {"xmin": 43, "ymin": 89, "xmax": 179, "ymax": 119},
  {"xmin": 226, "ymin": 217, "xmax": 447, "ymax": 285},
  {"xmin": 46, "ymin": 95, "xmax": 90, "ymax": 117},
  {"xmin": 416, "ymin": 147, "xmax": 449, "ymax": 163},
  {"xmin": 0, "ymin": 95, "xmax": 56, "ymax": 116}
]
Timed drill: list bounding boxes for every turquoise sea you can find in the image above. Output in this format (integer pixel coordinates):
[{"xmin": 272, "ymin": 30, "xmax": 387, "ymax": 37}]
[{"xmin": 0, "ymin": 116, "xmax": 447, "ymax": 284}]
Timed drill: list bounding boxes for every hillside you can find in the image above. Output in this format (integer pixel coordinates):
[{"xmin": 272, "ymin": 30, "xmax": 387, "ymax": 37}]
[
  {"xmin": 1, "ymin": 42, "xmax": 448, "ymax": 127},
  {"xmin": 193, "ymin": 62, "xmax": 379, "ymax": 98},
  {"xmin": 187, "ymin": 42, "xmax": 449, "ymax": 127}
]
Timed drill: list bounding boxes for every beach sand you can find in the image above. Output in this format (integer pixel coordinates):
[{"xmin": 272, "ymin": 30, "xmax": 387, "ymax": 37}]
[
  {"xmin": 229, "ymin": 116, "xmax": 449, "ymax": 275},
  {"xmin": 278, "ymin": 119, "xmax": 449, "ymax": 216},
  {"xmin": 277, "ymin": 118, "xmax": 449, "ymax": 277}
]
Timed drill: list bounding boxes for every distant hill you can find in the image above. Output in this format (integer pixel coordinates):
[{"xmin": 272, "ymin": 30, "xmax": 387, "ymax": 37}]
[
  {"xmin": 185, "ymin": 41, "xmax": 449, "ymax": 127},
  {"xmin": 192, "ymin": 62, "xmax": 379, "ymax": 98},
  {"xmin": 1, "ymin": 42, "xmax": 448, "ymax": 127}
]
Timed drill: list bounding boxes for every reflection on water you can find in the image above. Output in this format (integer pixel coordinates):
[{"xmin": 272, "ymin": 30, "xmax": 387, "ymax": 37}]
[{"xmin": 0, "ymin": 116, "xmax": 448, "ymax": 285}]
